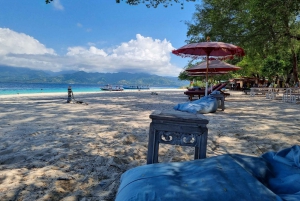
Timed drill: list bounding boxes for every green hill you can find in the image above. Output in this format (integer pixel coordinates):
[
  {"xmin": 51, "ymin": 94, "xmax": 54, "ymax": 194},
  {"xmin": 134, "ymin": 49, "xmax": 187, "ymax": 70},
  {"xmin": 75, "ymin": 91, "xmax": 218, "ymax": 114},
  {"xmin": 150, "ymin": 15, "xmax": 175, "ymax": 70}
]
[{"xmin": 0, "ymin": 66, "xmax": 188, "ymax": 87}]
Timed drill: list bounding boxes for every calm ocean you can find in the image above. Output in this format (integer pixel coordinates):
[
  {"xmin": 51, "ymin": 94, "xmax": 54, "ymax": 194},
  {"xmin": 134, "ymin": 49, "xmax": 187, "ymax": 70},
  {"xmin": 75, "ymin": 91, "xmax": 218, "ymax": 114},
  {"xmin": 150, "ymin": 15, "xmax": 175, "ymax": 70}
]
[{"xmin": 0, "ymin": 82, "xmax": 180, "ymax": 95}]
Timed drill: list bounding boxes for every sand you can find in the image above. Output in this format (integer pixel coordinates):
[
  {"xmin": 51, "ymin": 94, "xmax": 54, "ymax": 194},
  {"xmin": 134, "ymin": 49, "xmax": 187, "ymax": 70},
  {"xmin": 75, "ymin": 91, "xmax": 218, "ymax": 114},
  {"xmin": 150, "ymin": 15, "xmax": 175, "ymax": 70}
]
[{"xmin": 0, "ymin": 90, "xmax": 299, "ymax": 201}]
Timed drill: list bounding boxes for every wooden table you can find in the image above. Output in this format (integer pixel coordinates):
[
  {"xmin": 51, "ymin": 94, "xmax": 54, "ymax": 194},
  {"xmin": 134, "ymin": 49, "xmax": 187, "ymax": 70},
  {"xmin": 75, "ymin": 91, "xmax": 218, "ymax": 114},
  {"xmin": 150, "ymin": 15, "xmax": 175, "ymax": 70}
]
[{"xmin": 147, "ymin": 110, "xmax": 209, "ymax": 164}]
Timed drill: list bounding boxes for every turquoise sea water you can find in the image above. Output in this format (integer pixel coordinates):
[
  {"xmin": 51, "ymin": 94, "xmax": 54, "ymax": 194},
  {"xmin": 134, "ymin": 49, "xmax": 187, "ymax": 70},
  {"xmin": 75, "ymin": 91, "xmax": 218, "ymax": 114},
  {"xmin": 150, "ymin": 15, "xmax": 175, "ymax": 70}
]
[{"xmin": 0, "ymin": 82, "xmax": 180, "ymax": 95}]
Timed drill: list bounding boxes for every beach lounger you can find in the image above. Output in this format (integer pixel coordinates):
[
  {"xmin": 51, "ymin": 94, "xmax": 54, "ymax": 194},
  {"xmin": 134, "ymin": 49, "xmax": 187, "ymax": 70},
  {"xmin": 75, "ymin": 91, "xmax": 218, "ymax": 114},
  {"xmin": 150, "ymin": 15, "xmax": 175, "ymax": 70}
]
[
  {"xmin": 184, "ymin": 83, "xmax": 223, "ymax": 100},
  {"xmin": 215, "ymin": 83, "xmax": 230, "ymax": 98},
  {"xmin": 184, "ymin": 83, "xmax": 228, "ymax": 101}
]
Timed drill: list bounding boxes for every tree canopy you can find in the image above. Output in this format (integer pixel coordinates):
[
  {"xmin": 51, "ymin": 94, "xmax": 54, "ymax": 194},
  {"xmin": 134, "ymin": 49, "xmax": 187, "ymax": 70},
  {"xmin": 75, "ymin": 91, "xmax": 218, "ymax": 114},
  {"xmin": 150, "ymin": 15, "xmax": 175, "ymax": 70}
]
[{"xmin": 184, "ymin": 0, "xmax": 300, "ymax": 85}]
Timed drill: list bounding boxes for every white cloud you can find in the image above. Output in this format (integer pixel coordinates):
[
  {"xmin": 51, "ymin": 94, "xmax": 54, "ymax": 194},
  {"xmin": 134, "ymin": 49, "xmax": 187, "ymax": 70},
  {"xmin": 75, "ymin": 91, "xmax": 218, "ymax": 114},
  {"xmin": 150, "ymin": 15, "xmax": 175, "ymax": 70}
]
[
  {"xmin": 77, "ymin": 23, "xmax": 82, "ymax": 28},
  {"xmin": 66, "ymin": 46, "xmax": 107, "ymax": 56},
  {"xmin": 0, "ymin": 28, "xmax": 56, "ymax": 55},
  {"xmin": 52, "ymin": 0, "xmax": 64, "ymax": 10},
  {"xmin": 0, "ymin": 28, "xmax": 182, "ymax": 76}
]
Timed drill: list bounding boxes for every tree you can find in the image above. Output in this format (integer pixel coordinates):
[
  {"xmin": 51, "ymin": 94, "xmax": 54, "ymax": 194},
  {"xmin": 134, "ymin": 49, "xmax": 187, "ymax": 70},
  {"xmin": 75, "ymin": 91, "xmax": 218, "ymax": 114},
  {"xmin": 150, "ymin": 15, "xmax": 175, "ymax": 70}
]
[
  {"xmin": 185, "ymin": 0, "xmax": 300, "ymax": 84},
  {"xmin": 261, "ymin": 55, "xmax": 290, "ymax": 85},
  {"xmin": 45, "ymin": 0, "xmax": 196, "ymax": 9},
  {"xmin": 178, "ymin": 60, "xmax": 195, "ymax": 81}
]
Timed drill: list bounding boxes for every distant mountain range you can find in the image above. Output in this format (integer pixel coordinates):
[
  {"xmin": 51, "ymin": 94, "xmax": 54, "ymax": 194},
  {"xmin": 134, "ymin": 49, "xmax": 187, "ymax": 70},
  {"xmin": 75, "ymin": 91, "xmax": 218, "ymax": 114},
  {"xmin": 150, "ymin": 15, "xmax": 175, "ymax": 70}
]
[{"xmin": 0, "ymin": 66, "xmax": 189, "ymax": 87}]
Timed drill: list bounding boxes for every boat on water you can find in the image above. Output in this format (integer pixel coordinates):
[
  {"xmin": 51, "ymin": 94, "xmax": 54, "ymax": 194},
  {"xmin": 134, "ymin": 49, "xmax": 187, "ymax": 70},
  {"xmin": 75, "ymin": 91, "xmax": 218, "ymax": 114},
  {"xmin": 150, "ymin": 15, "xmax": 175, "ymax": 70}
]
[
  {"xmin": 123, "ymin": 85, "xmax": 150, "ymax": 90},
  {"xmin": 100, "ymin": 84, "xmax": 124, "ymax": 91}
]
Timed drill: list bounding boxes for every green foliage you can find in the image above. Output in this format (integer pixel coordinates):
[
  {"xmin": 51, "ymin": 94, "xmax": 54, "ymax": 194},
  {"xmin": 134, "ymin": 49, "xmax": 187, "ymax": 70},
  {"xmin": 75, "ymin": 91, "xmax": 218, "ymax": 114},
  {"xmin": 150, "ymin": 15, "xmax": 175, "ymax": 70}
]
[
  {"xmin": 261, "ymin": 56, "xmax": 289, "ymax": 79},
  {"xmin": 178, "ymin": 70, "xmax": 191, "ymax": 81},
  {"xmin": 191, "ymin": 80, "xmax": 205, "ymax": 87},
  {"xmin": 185, "ymin": 0, "xmax": 300, "ymax": 83},
  {"xmin": 178, "ymin": 60, "xmax": 196, "ymax": 81}
]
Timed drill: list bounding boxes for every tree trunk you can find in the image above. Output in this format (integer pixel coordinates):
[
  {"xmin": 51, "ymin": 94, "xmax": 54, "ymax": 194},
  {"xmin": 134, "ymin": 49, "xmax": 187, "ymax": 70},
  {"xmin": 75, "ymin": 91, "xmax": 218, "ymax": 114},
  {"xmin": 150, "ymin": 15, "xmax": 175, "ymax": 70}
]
[
  {"xmin": 286, "ymin": 69, "xmax": 293, "ymax": 86},
  {"xmin": 292, "ymin": 50, "xmax": 299, "ymax": 84},
  {"xmin": 275, "ymin": 75, "xmax": 279, "ymax": 87}
]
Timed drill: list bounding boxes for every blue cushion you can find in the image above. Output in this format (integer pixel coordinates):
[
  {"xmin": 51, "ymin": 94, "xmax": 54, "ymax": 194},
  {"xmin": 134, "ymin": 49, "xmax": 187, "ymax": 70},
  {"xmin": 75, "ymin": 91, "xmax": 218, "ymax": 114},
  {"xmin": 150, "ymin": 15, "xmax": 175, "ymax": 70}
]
[
  {"xmin": 116, "ymin": 146, "xmax": 300, "ymax": 201},
  {"xmin": 173, "ymin": 96, "xmax": 218, "ymax": 114}
]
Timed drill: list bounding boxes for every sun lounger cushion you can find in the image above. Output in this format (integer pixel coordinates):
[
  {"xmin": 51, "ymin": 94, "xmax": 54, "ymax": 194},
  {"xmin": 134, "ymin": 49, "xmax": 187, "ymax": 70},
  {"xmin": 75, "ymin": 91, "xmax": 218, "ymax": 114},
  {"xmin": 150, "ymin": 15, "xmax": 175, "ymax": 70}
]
[
  {"xmin": 115, "ymin": 145, "xmax": 300, "ymax": 201},
  {"xmin": 173, "ymin": 95, "xmax": 218, "ymax": 114}
]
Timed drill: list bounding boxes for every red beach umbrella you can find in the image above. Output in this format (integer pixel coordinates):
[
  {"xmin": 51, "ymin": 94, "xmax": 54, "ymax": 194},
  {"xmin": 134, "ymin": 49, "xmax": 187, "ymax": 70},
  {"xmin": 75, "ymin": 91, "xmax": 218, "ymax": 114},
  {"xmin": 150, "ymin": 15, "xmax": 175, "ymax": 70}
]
[
  {"xmin": 172, "ymin": 38, "xmax": 245, "ymax": 96},
  {"xmin": 172, "ymin": 42, "xmax": 245, "ymax": 59},
  {"xmin": 186, "ymin": 60, "xmax": 241, "ymax": 73},
  {"xmin": 187, "ymin": 71, "xmax": 229, "ymax": 76}
]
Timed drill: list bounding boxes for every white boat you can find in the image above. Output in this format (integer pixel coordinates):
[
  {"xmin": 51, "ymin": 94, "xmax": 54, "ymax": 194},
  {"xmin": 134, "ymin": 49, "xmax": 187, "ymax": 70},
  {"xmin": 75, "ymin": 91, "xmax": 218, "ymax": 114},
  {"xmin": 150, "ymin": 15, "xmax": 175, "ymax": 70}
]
[
  {"xmin": 100, "ymin": 84, "xmax": 124, "ymax": 91},
  {"xmin": 123, "ymin": 85, "xmax": 150, "ymax": 90}
]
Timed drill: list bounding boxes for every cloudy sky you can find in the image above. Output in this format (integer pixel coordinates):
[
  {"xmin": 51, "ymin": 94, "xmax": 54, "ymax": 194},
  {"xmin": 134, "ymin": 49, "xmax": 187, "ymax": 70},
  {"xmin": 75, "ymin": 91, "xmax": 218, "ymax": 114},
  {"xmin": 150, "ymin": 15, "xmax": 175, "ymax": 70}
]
[{"xmin": 0, "ymin": 1, "xmax": 200, "ymax": 77}]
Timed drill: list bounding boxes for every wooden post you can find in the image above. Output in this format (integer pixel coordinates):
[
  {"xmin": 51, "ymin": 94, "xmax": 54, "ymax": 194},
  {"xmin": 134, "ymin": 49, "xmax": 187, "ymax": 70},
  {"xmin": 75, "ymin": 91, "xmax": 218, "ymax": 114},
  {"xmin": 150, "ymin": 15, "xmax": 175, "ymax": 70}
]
[{"xmin": 67, "ymin": 86, "xmax": 72, "ymax": 103}]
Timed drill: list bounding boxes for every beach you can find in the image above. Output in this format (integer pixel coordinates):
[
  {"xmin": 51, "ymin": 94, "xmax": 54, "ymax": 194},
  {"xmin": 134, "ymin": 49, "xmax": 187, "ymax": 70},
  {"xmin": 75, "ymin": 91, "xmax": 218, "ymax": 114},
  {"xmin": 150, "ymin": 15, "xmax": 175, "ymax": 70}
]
[{"xmin": 0, "ymin": 90, "xmax": 299, "ymax": 201}]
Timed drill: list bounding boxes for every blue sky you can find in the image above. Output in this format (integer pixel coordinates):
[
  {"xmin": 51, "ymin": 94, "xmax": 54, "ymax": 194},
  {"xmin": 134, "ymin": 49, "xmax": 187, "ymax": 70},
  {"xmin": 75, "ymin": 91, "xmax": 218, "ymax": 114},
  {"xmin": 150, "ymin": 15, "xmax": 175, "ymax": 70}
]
[{"xmin": 0, "ymin": 0, "xmax": 201, "ymax": 77}]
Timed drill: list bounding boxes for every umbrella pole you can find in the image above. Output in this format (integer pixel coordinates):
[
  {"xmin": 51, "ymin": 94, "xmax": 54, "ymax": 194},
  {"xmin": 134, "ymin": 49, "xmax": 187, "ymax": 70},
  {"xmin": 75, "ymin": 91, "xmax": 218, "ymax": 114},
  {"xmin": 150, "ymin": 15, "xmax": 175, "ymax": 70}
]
[
  {"xmin": 211, "ymin": 77, "xmax": 213, "ymax": 92},
  {"xmin": 205, "ymin": 55, "xmax": 209, "ymax": 96}
]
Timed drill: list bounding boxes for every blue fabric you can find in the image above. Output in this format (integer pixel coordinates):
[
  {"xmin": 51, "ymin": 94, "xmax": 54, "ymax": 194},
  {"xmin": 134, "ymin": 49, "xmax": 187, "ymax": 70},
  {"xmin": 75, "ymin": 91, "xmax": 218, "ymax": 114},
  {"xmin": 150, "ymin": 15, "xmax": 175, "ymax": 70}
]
[
  {"xmin": 116, "ymin": 146, "xmax": 300, "ymax": 201},
  {"xmin": 260, "ymin": 145, "xmax": 300, "ymax": 201},
  {"xmin": 173, "ymin": 96, "xmax": 218, "ymax": 114}
]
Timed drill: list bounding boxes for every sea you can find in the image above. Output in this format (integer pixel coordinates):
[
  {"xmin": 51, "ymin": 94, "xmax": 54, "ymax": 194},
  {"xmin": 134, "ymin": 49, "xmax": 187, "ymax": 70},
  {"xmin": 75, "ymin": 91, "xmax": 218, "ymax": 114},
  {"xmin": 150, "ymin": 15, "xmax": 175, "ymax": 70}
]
[{"xmin": 0, "ymin": 82, "xmax": 181, "ymax": 95}]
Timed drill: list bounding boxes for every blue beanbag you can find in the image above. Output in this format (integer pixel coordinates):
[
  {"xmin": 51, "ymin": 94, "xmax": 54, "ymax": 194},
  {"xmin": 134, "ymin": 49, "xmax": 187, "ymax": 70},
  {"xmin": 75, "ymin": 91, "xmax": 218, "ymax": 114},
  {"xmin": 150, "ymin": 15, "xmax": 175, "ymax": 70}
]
[
  {"xmin": 116, "ymin": 146, "xmax": 300, "ymax": 201},
  {"xmin": 173, "ymin": 95, "xmax": 218, "ymax": 114}
]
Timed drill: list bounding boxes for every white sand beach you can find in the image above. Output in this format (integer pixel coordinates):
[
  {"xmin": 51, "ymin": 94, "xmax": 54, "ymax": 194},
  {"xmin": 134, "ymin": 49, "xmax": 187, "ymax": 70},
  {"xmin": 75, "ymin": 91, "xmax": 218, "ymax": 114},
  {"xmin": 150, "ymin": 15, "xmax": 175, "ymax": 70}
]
[{"xmin": 0, "ymin": 90, "xmax": 299, "ymax": 201}]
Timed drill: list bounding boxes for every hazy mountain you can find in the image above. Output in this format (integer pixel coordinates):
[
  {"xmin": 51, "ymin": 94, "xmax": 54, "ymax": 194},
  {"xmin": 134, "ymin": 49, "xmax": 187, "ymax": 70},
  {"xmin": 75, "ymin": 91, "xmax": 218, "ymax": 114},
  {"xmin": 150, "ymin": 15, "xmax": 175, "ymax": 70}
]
[
  {"xmin": 0, "ymin": 66, "xmax": 189, "ymax": 87},
  {"xmin": 43, "ymin": 70, "xmax": 77, "ymax": 76},
  {"xmin": 0, "ymin": 66, "xmax": 50, "ymax": 81}
]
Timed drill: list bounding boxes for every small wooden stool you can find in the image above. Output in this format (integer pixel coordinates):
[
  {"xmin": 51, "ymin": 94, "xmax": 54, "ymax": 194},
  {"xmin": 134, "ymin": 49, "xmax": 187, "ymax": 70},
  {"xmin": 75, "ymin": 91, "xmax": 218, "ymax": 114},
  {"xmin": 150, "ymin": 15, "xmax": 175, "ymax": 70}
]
[{"xmin": 147, "ymin": 110, "xmax": 209, "ymax": 164}]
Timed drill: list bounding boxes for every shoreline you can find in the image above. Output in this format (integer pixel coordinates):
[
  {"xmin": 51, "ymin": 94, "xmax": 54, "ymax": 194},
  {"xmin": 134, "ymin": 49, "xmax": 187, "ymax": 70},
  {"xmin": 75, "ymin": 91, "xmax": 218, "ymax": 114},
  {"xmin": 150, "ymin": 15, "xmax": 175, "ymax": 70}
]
[
  {"xmin": 0, "ymin": 88, "xmax": 186, "ymax": 98},
  {"xmin": 0, "ymin": 90, "xmax": 299, "ymax": 200}
]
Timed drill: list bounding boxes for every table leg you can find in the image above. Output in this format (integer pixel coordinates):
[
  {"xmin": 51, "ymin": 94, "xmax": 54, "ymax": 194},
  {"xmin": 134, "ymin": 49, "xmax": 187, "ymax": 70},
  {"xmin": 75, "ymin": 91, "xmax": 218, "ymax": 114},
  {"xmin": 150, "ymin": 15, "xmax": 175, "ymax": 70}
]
[
  {"xmin": 221, "ymin": 97, "xmax": 225, "ymax": 111},
  {"xmin": 194, "ymin": 132, "xmax": 207, "ymax": 159},
  {"xmin": 147, "ymin": 124, "xmax": 159, "ymax": 164}
]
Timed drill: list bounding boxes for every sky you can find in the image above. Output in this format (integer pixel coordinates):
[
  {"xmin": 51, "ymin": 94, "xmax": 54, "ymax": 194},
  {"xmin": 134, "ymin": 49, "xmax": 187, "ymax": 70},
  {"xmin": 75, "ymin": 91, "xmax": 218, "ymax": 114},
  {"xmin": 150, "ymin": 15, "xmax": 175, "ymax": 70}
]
[{"xmin": 0, "ymin": 0, "xmax": 202, "ymax": 77}]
